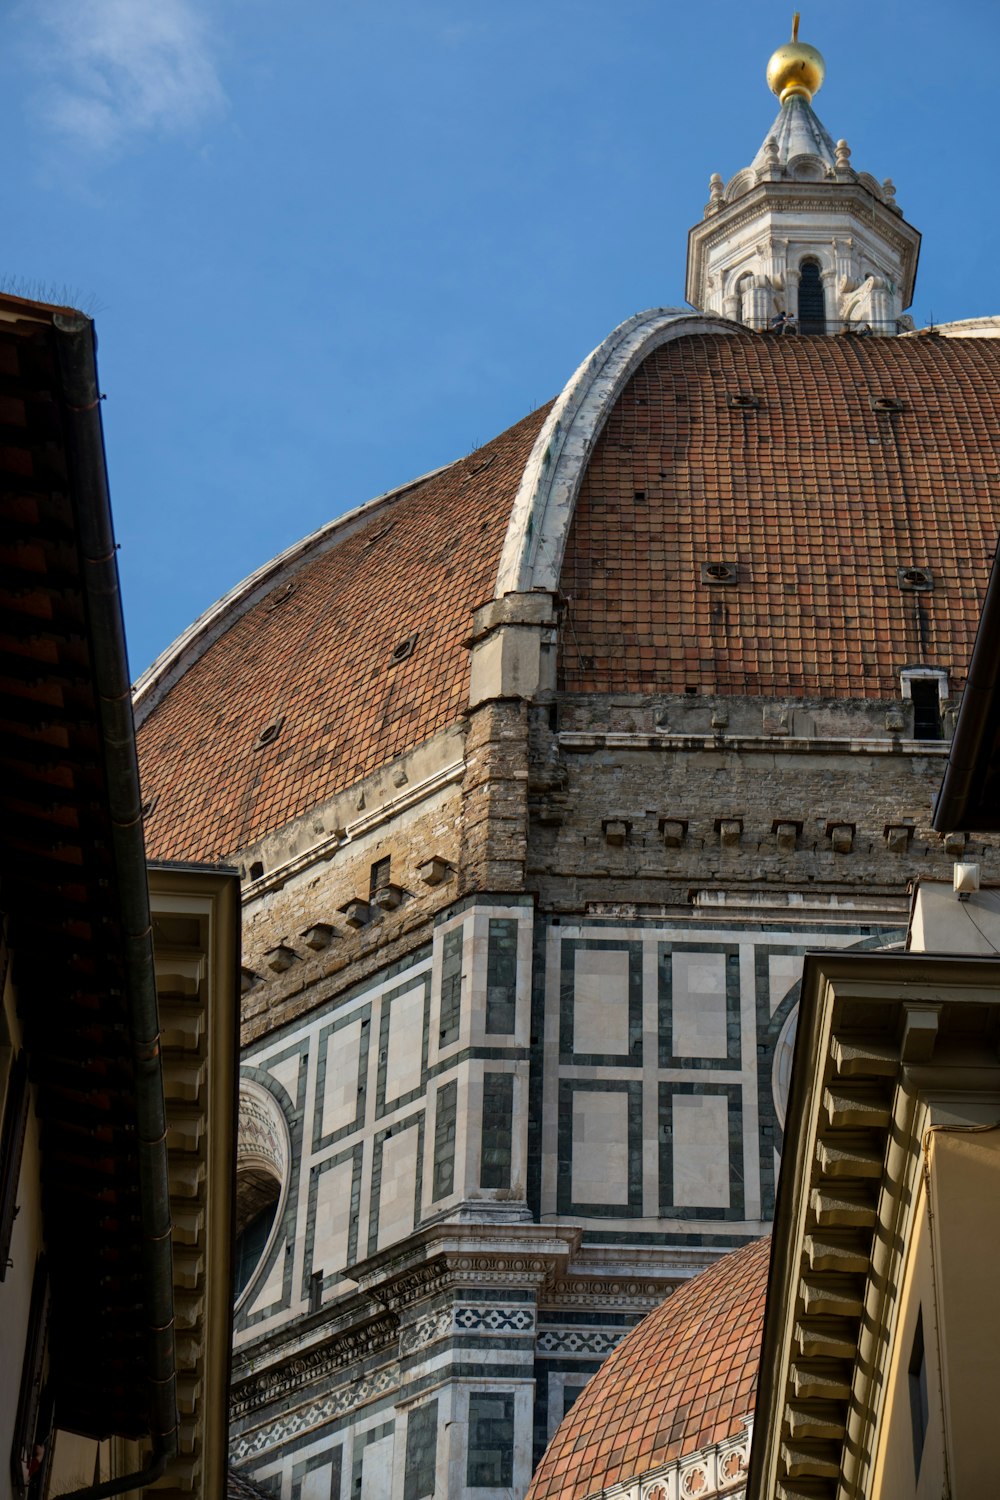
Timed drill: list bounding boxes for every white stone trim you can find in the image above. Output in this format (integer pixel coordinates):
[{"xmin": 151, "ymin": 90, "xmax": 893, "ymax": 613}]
[
  {"xmin": 131, "ymin": 460, "xmax": 456, "ymax": 725},
  {"xmin": 579, "ymin": 1416, "xmax": 752, "ymax": 1499},
  {"xmin": 900, "ymin": 668, "xmax": 949, "ymax": 703},
  {"xmin": 905, "ymin": 316, "xmax": 1000, "ymax": 339},
  {"xmin": 556, "ymin": 730, "xmax": 949, "ymax": 756},
  {"xmin": 493, "ymin": 310, "xmax": 741, "ymax": 597}
]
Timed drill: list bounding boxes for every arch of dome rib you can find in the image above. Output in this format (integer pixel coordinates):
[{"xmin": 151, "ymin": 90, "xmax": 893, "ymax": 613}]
[
  {"xmin": 131, "ymin": 461, "xmax": 455, "ymax": 726},
  {"xmin": 494, "ymin": 309, "xmax": 742, "ymax": 598}
]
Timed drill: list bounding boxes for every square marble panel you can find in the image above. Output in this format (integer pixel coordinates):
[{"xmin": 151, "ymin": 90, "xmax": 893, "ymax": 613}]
[
  {"xmin": 671, "ymin": 951, "xmax": 729, "ymax": 1058},
  {"xmin": 570, "ymin": 1090, "xmax": 630, "ymax": 1206},
  {"xmin": 573, "ymin": 948, "xmax": 630, "ymax": 1056},
  {"xmin": 672, "ymin": 1093, "xmax": 731, "ymax": 1209}
]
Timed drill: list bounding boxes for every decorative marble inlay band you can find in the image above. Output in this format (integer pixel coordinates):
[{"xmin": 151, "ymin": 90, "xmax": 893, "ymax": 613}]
[
  {"xmin": 232, "ymin": 1366, "xmax": 398, "ymax": 1459},
  {"xmin": 536, "ymin": 1328, "xmax": 628, "ymax": 1355},
  {"xmin": 454, "ymin": 1306, "xmax": 534, "ymax": 1332},
  {"xmin": 398, "ymin": 1307, "xmax": 453, "ymax": 1355}
]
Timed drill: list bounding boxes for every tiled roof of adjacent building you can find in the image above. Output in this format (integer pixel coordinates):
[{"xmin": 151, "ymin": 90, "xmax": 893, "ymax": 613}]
[
  {"xmin": 526, "ymin": 1236, "xmax": 769, "ymax": 1500},
  {"xmin": 561, "ymin": 333, "xmax": 1000, "ymax": 697},
  {"xmin": 136, "ymin": 405, "xmax": 549, "ymax": 861}
]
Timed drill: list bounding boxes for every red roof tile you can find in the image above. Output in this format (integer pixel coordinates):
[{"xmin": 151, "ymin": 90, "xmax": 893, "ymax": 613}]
[
  {"xmin": 561, "ymin": 333, "xmax": 1000, "ymax": 697},
  {"xmin": 526, "ymin": 1237, "xmax": 769, "ymax": 1500}
]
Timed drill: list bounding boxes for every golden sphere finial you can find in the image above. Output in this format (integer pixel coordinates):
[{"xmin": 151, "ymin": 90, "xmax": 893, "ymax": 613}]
[{"xmin": 766, "ymin": 12, "xmax": 825, "ymax": 104}]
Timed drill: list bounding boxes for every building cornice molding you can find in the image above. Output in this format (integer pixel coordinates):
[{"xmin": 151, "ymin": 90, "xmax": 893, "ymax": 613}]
[{"xmin": 909, "ymin": 315, "xmax": 1000, "ymax": 340}]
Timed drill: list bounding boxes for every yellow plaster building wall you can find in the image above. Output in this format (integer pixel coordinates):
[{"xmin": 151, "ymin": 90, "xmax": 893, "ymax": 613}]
[
  {"xmin": 929, "ymin": 1126, "xmax": 1000, "ymax": 1498},
  {"xmin": 869, "ymin": 1177, "xmax": 945, "ymax": 1500},
  {"xmin": 870, "ymin": 1125, "xmax": 1000, "ymax": 1500}
]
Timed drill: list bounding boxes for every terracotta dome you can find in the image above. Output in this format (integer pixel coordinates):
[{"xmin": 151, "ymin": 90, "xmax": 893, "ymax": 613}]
[
  {"xmin": 527, "ymin": 1236, "xmax": 770, "ymax": 1500},
  {"xmin": 134, "ymin": 404, "xmax": 548, "ymax": 861},
  {"xmin": 134, "ymin": 325, "xmax": 1000, "ymax": 865}
]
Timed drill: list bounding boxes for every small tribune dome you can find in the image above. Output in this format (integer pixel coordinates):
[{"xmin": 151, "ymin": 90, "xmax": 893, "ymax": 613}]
[
  {"xmin": 766, "ymin": 12, "xmax": 825, "ymax": 103},
  {"xmin": 526, "ymin": 1237, "xmax": 769, "ymax": 1500}
]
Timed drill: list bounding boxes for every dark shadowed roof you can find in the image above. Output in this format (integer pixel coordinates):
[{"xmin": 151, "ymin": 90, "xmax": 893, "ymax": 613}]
[
  {"xmin": 136, "ymin": 406, "xmax": 548, "ymax": 861},
  {"xmin": 561, "ymin": 333, "xmax": 1000, "ymax": 697},
  {"xmin": 0, "ymin": 298, "xmax": 172, "ymax": 1441},
  {"xmin": 527, "ymin": 1236, "xmax": 769, "ymax": 1500}
]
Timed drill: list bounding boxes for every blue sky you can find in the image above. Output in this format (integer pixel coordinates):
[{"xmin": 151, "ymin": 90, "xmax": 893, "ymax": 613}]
[{"xmin": 3, "ymin": 0, "xmax": 997, "ymax": 675}]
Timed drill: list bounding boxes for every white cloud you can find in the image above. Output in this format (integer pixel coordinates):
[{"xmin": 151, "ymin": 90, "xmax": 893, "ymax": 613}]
[{"xmin": 28, "ymin": 0, "xmax": 225, "ymax": 152}]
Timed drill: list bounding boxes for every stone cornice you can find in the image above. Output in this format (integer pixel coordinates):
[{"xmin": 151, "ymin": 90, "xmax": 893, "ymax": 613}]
[
  {"xmin": 347, "ymin": 1220, "xmax": 582, "ymax": 1300},
  {"xmin": 231, "ymin": 1221, "xmax": 583, "ymax": 1423},
  {"xmin": 231, "ymin": 1311, "xmax": 399, "ymax": 1421},
  {"xmin": 542, "ymin": 1274, "xmax": 679, "ymax": 1313},
  {"xmin": 557, "ymin": 730, "xmax": 949, "ymax": 757}
]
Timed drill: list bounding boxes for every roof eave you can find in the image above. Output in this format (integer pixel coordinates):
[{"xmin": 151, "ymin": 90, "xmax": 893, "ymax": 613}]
[{"xmin": 45, "ymin": 315, "xmax": 177, "ymax": 1456}]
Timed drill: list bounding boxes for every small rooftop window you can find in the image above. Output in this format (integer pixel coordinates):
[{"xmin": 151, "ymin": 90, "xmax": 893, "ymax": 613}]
[{"xmin": 900, "ymin": 669, "xmax": 948, "ymax": 741}]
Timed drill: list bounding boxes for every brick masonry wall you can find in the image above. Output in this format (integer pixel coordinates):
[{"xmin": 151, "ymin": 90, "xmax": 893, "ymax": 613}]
[
  {"xmin": 241, "ymin": 789, "xmax": 467, "ymax": 1045},
  {"xmin": 239, "ymin": 700, "xmax": 540, "ymax": 1046},
  {"xmin": 526, "ymin": 695, "xmax": 992, "ymax": 911},
  {"xmin": 460, "ymin": 699, "xmax": 532, "ymax": 893}
]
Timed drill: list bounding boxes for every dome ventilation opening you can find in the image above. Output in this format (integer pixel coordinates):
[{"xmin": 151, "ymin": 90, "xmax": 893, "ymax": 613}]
[
  {"xmin": 870, "ymin": 395, "xmax": 905, "ymax": 413},
  {"xmin": 701, "ymin": 561, "xmax": 739, "ymax": 585},
  {"xmin": 897, "ymin": 566, "xmax": 933, "ymax": 592},
  {"xmin": 253, "ymin": 714, "xmax": 285, "ymax": 750},
  {"xmin": 390, "ymin": 632, "xmax": 418, "ymax": 666},
  {"xmin": 265, "ymin": 581, "xmax": 297, "ymax": 613}
]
